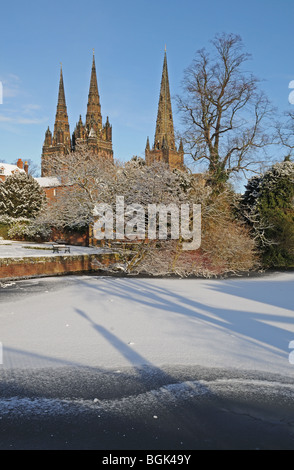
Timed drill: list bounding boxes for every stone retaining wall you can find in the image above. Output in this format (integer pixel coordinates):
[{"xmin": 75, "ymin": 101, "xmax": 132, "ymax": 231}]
[{"xmin": 0, "ymin": 252, "xmax": 120, "ymax": 280}]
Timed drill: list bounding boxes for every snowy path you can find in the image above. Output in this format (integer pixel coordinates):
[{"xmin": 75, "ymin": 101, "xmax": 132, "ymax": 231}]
[
  {"xmin": 0, "ymin": 241, "xmax": 106, "ymax": 258},
  {"xmin": 0, "ymin": 272, "xmax": 294, "ymax": 376}
]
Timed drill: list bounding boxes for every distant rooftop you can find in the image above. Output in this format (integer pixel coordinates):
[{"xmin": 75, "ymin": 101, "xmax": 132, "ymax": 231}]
[{"xmin": 0, "ymin": 163, "xmax": 25, "ymax": 176}]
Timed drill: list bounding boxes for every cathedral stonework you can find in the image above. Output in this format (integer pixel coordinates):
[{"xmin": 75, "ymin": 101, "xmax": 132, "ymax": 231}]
[
  {"xmin": 41, "ymin": 52, "xmax": 113, "ymax": 177},
  {"xmin": 145, "ymin": 50, "xmax": 184, "ymax": 171}
]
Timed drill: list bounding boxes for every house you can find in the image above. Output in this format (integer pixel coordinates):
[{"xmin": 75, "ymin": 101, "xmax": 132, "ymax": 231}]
[
  {"xmin": 34, "ymin": 176, "xmax": 62, "ymax": 202},
  {"xmin": 0, "ymin": 159, "xmax": 28, "ymax": 182}
]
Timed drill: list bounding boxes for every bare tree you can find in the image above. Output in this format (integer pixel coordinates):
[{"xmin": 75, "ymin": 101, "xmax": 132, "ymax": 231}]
[
  {"xmin": 41, "ymin": 144, "xmax": 193, "ymax": 229},
  {"xmin": 12, "ymin": 158, "xmax": 40, "ymax": 177},
  {"xmin": 40, "ymin": 144, "xmax": 118, "ymax": 229},
  {"xmin": 177, "ymin": 33, "xmax": 274, "ymax": 184},
  {"xmin": 42, "ymin": 144, "xmax": 117, "ymax": 205},
  {"xmin": 275, "ymin": 111, "xmax": 294, "ymax": 159},
  {"xmin": 25, "ymin": 159, "xmax": 41, "ymax": 177}
]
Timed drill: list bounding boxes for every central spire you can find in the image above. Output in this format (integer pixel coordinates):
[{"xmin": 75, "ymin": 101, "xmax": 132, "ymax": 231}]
[
  {"xmin": 154, "ymin": 48, "xmax": 176, "ymax": 150},
  {"xmin": 86, "ymin": 50, "xmax": 102, "ymax": 133}
]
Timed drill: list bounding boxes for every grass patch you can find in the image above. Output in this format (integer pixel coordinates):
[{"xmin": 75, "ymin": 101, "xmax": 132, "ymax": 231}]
[{"xmin": 0, "ymin": 223, "xmax": 9, "ymax": 239}]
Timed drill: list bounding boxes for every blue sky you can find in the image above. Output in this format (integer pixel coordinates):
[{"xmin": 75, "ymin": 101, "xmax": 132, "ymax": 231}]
[{"xmin": 0, "ymin": 0, "xmax": 294, "ymax": 178}]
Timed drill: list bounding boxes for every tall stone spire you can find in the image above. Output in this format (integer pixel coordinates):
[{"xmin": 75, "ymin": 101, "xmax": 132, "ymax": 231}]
[
  {"xmin": 53, "ymin": 64, "xmax": 71, "ymax": 144},
  {"xmin": 41, "ymin": 64, "xmax": 71, "ymax": 176},
  {"xmin": 86, "ymin": 50, "xmax": 102, "ymax": 133},
  {"xmin": 154, "ymin": 49, "xmax": 176, "ymax": 151},
  {"xmin": 145, "ymin": 48, "xmax": 184, "ymax": 170}
]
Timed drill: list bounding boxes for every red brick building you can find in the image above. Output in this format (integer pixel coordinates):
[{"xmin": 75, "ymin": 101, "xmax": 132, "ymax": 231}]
[{"xmin": 34, "ymin": 176, "xmax": 62, "ymax": 202}]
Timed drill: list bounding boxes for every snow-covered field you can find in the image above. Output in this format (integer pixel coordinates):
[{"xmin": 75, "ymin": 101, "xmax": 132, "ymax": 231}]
[{"xmin": 0, "ymin": 271, "xmax": 294, "ymax": 376}]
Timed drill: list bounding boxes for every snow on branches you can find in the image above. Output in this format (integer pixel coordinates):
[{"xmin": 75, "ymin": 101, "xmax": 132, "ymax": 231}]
[{"xmin": 0, "ymin": 172, "xmax": 46, "ymax": 219}]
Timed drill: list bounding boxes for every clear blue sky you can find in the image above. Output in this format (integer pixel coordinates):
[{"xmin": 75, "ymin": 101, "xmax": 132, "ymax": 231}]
[{"xmin": 0, "ymin": 0, "xmax": 293, "ymax": 176}]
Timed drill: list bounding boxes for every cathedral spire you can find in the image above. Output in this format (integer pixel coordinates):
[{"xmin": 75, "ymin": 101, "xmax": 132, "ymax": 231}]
[
  {"xmin": 57, "ymin": 63, "xmax": 66, "ymax": 108},
  {"xmin": 42, "ymin": 64, "xmax": 71, "ymax": 176},
  {"xmin": 154, "ymin": 48, "xmax": 176, "ymax": 151},
  {"xmin": 145, "ymin": 49, "xmax": 183, "ymax": 170},
  {"xmin": 53, "ymin": 64, "xmax": 70, "ymax": 142},
  {"xmin": 86, "ymin": 50, "xmax": 102, "ymax": 133}
]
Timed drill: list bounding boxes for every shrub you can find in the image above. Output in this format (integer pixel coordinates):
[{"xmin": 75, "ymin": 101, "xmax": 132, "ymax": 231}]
[
  {"xmin": 0, "ymin": 222, "xmax": 9, "ymax": 239},
  {"xmin": 0, "ymin": 172, "xmax": 46, "ymax": 218},
  {"xmin": 8, "ymin": 220, "xmax": 51, "ymax": 242}
]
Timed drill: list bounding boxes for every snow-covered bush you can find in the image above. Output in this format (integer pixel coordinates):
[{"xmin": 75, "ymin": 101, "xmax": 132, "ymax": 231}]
[
  {"xmin": 243, "ymin": 160, "xmax": 294, "ymax": 212},
  {"xmin": 8, "ymin": 220, "xmax": 51, "ymax": 242},
  {"xmin": 0, "ymin": 215, "xmax": 31, "ymax": 224},
  {"xmin": 0, "ymin": 172, "xmax": 46, "ymax": 218},
  {"xmin": 102, "ymin": 179, "xmax": 258, "ymax": 277},
  {"xmin": 0, "ymin": 215, "xmax": 33, "ymax": 240}
]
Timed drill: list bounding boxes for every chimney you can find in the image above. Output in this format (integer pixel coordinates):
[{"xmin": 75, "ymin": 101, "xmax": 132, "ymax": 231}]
[
  {"xmin": 17, "ymin": 158, "xmax": 23, "ymax": 169},
  {"xmin": 24, "ymin": 161, "xmax": 29, "ymax": 174}
]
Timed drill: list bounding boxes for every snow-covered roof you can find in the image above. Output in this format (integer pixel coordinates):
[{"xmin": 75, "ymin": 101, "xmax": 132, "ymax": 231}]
[
  {"xmin": 0, "ymin": 163, "xmax": 25, "ymax": 176},
  {"xmin": 35, "ymin": 176, "xmax": 62, "ymax": 188}
]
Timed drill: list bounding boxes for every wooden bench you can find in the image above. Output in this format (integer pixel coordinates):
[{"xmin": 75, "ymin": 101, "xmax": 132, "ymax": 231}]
[{"xmin": 52, "ymin": 244, "xmax": 71, "ymax": 254}]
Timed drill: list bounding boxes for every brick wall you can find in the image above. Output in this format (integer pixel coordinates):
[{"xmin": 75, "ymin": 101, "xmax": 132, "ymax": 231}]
[
  {"xmin": 50, "ymin": 227, "xmax": 89, "ymax": 246},
  {"xmin": 0, "ymin": 252, "xmax": 120, "ymax": 280}
]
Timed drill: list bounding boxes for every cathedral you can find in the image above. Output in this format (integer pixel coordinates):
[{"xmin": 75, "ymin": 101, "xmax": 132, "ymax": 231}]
[
  {"xmin": 41, "ymin": 49, "xmax": 183, "ymax": 177},
  {"xmin": 41, "ymin": 52, "xmax": 113, "ymax": 177}
]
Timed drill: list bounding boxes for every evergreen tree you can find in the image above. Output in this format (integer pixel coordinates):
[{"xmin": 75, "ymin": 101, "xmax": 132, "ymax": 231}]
[
  {"xmin": 0, "ymin": 172, "xmax": 46, "ymax": 218},
  {"xmin": 241, "ymin": 160, "xmax": 294, "ymax": 267}
]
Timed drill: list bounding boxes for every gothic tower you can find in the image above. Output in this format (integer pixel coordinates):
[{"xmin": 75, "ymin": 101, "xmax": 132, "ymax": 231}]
[
  {"xmin": 145, "ymin": 49, "xmax": 184, "ymax": 170},
  {"xmin": 41, "ymin": 52, "xmax": 113, "ymax": 177},
  {"xmin": 41, "ymin": 65, "xmax": 71, "ymax": 176},
  {"xmin": 72, "ymin": 51, "xmax": 113, "ymax": 160}
]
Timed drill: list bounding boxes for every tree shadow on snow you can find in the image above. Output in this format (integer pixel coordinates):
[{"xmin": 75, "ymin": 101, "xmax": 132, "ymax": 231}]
[{"xmin": 75, "ymin": 276, "xmax": 294, "ymax": 361}]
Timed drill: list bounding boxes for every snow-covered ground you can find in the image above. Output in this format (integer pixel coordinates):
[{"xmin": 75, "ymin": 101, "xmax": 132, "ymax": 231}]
[
  {"xmin": 1, "ymin": 272, "xmax": 294, "ymax": 449},
  {"xmin": 0, "ymin": 272, "xmax": 294, "ymax": 377}
]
